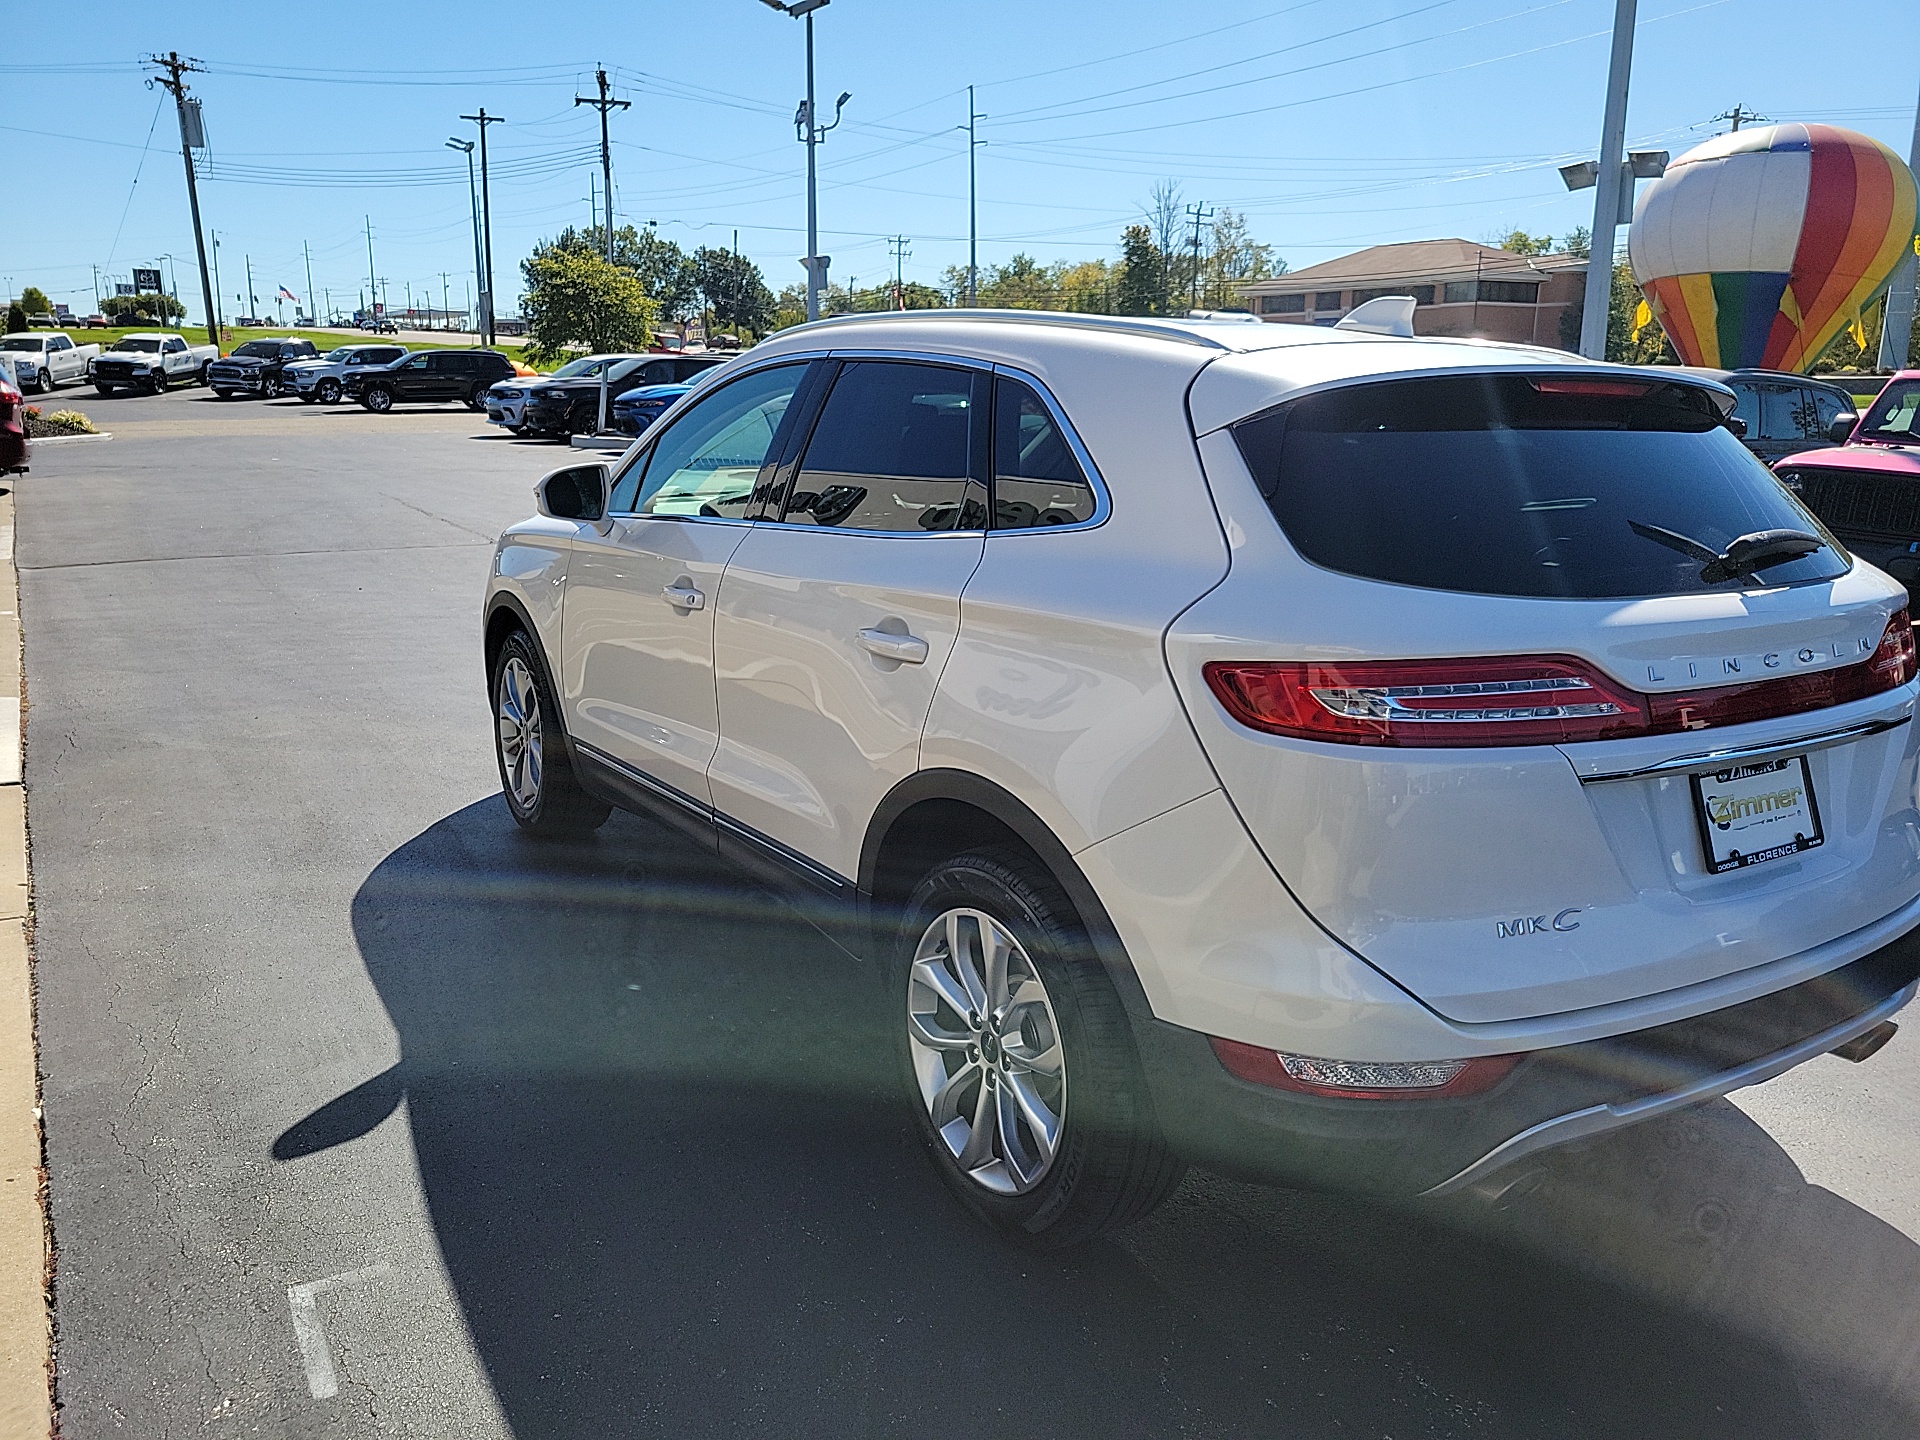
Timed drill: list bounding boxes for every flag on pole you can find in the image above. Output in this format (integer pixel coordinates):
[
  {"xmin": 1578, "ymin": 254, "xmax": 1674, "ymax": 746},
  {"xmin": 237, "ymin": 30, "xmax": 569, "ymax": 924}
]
[{"xmin": 277, "ymin": 286, "xmax": 299, "ymax": 303}]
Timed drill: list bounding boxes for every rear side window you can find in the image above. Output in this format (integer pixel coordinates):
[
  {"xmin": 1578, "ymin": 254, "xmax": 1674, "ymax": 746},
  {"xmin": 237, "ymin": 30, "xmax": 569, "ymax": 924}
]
[
  {"xmin": 1232, "ymin": 374, "xmax": 1849, "ymax": 599},
  {"xmin": 992, "ymin": 377, "xmax": 1096, "ymax": 528},
  {"xmin": 781, "ymin": 361, "xmax": 985, "ymax": 532}
]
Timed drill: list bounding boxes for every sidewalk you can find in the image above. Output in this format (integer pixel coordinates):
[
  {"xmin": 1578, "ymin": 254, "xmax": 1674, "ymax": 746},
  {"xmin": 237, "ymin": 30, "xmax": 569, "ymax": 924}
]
[{"xmin": 0, "ymin": 487, "xmax": 51, "ymax": 1436}]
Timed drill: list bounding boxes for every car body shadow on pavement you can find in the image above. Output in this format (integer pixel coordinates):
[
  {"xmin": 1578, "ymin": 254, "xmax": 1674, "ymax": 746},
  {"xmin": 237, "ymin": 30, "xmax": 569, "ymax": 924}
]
[{"xmin": 277, "ymin": 797, "xmax": 1920, "ymax": 1439}]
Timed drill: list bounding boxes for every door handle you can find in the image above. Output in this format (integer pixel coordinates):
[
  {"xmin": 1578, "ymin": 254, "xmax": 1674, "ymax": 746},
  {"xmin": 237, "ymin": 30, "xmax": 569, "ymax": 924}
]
[
  {"xmin": 661, "ymin": 583, "xmax": 705, "ymax": 610},
  {"xmin": 857, "ymin": 627, "xmax": 930, "ymax": 664}
]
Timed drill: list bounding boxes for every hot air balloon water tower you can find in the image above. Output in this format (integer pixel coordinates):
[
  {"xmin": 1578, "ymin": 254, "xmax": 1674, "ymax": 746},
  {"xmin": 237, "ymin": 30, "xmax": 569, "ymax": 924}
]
[{"xmin": 1628, "ymin": 124, "xmax": 1920, "ymax": 374}]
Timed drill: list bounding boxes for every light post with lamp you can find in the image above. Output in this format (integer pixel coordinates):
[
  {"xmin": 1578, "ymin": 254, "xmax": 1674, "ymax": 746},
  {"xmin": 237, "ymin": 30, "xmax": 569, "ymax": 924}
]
[
  {"xmin": 447, "ymin": 138, "xmax": 486, "ymax": 337},
  {"xmin": 758, "ymin": 0, "xmax": 849, "ymax": 323}
]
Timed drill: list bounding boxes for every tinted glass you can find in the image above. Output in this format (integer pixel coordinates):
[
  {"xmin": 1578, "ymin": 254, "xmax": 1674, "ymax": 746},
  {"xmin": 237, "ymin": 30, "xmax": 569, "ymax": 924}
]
[
  {"xmin": 234, "ymin": 341, "xmax": 280, "ymax": 358},
  {"xmin": 674, "ymin": 358, "xmax": 721, "ymax": 381},
  {"xmin": 1761, "ymin": 384, "xmax": 1830, "ymax": 440},
  {"xmin": 992, "ymin": 377, "xmax": 1096, "ymax": 528},
  {"xmin": 550, "ymin": 357, "xmax": 609, "ymax": 379},
  {"xmin": 1729, "ymin": 382, "xmax": 1761, "ymax": 433},
  {"xmin": 1858, "ymin": 379, "xmax": 1920, "ymax": 441},
  {"xmin": 370, "ymin": 348, "xmax": 403, "ymax": 364},
  {"xmin": 611, "ymin": 363, "xmax": 806, "ymax": 518},
  {"xmin": 782, "ymin": 362, "xmax": 978, "ymax": 532},
  {"xmin": 1233, "ymin": 374, "xmax": 1848, "ymax": 599}
]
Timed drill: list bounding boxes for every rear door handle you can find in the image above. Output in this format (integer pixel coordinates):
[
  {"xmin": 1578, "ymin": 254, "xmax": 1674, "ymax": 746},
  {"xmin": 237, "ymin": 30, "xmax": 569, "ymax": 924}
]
[
  {"xmin": 857, "ymin": 627, "xmax": 930, "ymax": 664},
  {"xmin": 661, "ymin": 583, "xmax": 705, "ymax": 610}
]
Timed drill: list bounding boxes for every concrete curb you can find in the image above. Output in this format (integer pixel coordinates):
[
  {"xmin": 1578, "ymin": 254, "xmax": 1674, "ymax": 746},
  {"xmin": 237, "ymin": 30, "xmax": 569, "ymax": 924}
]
[
  {"xmin": 0, "ymin": 489, "xmax": 50, "ymax": 1435},
  {"xmin": 24, "ymin": 433, "xmax": 110, "ymax": 447}
]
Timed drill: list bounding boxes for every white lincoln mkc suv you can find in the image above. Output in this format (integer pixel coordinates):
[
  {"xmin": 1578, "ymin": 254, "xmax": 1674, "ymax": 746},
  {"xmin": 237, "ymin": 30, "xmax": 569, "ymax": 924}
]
[{"xmin": 482, "ymin": 305, "xmax": 1920, "ymax": 1247}]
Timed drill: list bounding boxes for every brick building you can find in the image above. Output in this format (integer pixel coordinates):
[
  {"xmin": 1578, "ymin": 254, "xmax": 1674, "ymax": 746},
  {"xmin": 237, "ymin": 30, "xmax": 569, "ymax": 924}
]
[{"xmin": 1236, "ymin": 238, "xmax": 1588, "ymax": 350}]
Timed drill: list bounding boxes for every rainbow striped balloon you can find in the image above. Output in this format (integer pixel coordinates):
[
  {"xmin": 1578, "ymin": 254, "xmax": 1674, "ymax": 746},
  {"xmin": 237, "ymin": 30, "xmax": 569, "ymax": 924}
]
[{"xmin": 1628, "ymin": 123, "xmax": 1917, "ymax": 373}]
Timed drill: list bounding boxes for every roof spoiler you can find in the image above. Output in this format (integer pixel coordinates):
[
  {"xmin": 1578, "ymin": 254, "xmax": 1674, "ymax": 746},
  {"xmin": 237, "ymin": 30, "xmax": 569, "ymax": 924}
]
[{"xmin": 1334, "ymin": 296, "xmax": 1418, "ymax": 338}]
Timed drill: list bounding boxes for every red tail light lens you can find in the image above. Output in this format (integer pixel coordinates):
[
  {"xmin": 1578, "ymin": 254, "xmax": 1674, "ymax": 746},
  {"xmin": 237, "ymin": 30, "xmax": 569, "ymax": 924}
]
[
  {"xmin": 1210, "ymin": 1037, "xmax": 1521, "ymax": 1100},
  {"xmin": 1204, "ymin": 611, "xmax": 1917, "ymax": 749}
]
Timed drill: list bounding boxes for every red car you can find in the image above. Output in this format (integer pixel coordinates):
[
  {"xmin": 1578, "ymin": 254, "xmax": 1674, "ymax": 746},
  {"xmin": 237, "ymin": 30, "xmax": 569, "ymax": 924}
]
[
  {"xmin": 1774, "ymin": 372, "xmax": 1920, "ymax": 598},
  {"xmin": 0, "ymin": 362, "xmax": 28, "ymax": 474}
]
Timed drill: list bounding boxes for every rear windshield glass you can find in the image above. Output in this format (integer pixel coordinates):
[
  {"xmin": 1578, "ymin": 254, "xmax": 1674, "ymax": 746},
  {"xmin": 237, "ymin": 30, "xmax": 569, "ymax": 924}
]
[
  {"xmin": 1857, "ymin": 378, "xmax": 1920, "ymax": 442},
  {"xmin": 1231, "ymin": 373, "xmax": 1849, "ymax": 599}
]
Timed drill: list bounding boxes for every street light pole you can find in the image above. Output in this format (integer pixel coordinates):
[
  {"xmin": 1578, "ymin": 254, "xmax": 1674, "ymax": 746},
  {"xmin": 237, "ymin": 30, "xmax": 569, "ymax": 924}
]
[
  {"xmin": 1880, "ymin": 73, "xmax": 1920, "ymax": 371},
  {"xmin": 761, "ymin": 0, "xmax": 847, "ymax": 323},
  {"xmin": 966, "ymin": 86, "xmax": 986, "ymax": 307},
  {"xmin": 1577, "ymin": 0, "xmax": 1637, "ymax": 360},
  {"xmin": 447, "ymin": 138, "xmax": 484, "ymax": 337}
]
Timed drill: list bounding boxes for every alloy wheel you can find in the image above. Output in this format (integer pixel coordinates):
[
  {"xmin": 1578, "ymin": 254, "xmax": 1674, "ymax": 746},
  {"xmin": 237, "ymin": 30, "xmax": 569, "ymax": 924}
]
[
  {"xmin": 907, "ymin": 907, "xmax": 1066, "ymax": 1195},
  {"xmin": 496, "ymin": 656, "xmax": 544, "ymax": 813}
]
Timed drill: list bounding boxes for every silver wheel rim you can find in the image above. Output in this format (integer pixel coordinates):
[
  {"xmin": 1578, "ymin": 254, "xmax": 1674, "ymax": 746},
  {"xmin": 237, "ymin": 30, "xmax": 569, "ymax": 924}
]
[
  {"xmin": 496, "ymin": 657, "xmax": 543, "ymax": 812},
  {"xmin": 908, "ymin": 907, "xmax": 1066, "ymax": 1195}
]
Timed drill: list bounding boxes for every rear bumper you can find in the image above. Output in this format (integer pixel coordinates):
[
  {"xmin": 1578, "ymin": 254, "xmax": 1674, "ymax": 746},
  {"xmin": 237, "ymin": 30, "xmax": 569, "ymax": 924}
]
[{"xmin": 1137, "ymin": 921, "xmax": 1920, "ymax": 1198}]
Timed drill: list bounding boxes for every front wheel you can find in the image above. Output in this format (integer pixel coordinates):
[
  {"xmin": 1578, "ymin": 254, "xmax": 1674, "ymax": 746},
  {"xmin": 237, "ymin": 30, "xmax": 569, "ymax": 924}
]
[
  {"xmin": 149, "ymin": 369, "xmax": 167, "ymax": 394},
  {"xmin": 316, "ymin": 378, "xmax": 341, "ymax": 405},
  {"xmin": 362, "ymin": 385, "xmax": 394, "ymax": 413},
  {"xmin": 95, "ymin": 384, "xmax": 114, "ymax": 397},
  {"xmin": 894, "ymin": 849, "xmax": 1183, "ymax": 1249},
  {"xmin": 213, "ymin": 388, "xmax": 235, "ymax": 399},
  {"xmin": 262, "ymin": 373, "xmax": 284, "ymax": 399},
  {"xmin": 492, "ymin": 630, "xmax": 610, "ymax": 837}
]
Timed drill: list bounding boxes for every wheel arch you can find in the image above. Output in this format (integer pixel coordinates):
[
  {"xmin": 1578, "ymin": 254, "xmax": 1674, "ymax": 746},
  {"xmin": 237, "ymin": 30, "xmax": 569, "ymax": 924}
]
[
  {"xmin": 861, "ymin": 769, "xmax": 1154, "ymax": 1021},
  {"xmin": 484, "ymin": 591, "xmax": 585, "ymax": 772}
]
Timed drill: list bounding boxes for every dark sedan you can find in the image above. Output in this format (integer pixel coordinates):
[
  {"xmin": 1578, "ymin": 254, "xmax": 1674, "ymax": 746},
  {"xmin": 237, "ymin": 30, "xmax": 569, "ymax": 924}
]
[{"xmin": 522, "ymin": 353, "xmax": 727, "ymax": 440}]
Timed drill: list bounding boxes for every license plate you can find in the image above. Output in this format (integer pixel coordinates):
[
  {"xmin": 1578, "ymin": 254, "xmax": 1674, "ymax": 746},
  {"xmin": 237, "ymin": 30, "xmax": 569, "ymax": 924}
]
[{"xmin": 1691, "ymin": 756, "xmax": 1823, "ymax": 873}]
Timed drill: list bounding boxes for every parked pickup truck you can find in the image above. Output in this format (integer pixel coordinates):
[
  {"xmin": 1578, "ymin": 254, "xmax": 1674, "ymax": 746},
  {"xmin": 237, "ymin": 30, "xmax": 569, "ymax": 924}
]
[
  {"xmin": 90, "ymin": 333, "xmax": 219, "ymax": 394},
  {"xmin": 281, "ymin": 343, "xmax": 408, "ymax": 404},
  {"xmin": 206, "ymin": 337, "xmax": 322, "ymax": 399},
  {"xmin": 0, "ymin": 332, "xmax": 101, "ymax": 393}
]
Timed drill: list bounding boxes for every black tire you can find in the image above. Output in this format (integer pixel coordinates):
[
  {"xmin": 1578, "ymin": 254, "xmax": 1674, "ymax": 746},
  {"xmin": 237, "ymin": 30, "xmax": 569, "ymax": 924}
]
[
  {"xmin": 299, "ymin": 393, "xmax": 318, "ymax": 404},
  {"xmin": 490, "ymin": 629, "xmax": 610, "ymax": 837},
  {"xmin": 507, "ymin": 424, "xmax": 527, "ymax": 436},
  {"xmin": 95, "ymin": 384, "xmax": 114, "ymax": 397},
  {"xmin": 362, "ymin": 385, "xmax": 394, "ymax": 413},
  {"xmin": 213, "ymin": 388, "xmax": 235, "ymax": 399},
  {"xmin": 465, "ymin": 384, "xmax": 486, "ymax": 411},
  {"xmin": 262, "ymin": 372, "xmax": 284, "ymax": 399},
  {"xmin": 317, "ymin": 378, "xmax": 341, "ymax": 405},
  {"xmin": 149, "ymin": 369, "xmax": 167, "ymax": 394},
  {"xmin": 198, "ymin": 362, "xmax": 212, "ymax": 386},
  {"xmin": 893, "ymin": 847, "xmax": 1183, "ymax": 1250}
]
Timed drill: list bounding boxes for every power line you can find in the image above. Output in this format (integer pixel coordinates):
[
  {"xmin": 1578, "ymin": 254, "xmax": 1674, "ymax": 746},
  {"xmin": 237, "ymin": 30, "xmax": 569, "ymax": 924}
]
[{"xmin": 575, "ymin": 67, "xmax": 630, "ymax": 262}]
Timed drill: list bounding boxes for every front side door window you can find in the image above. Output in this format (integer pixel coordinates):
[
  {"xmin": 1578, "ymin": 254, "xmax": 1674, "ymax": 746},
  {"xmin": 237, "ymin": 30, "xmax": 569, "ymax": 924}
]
[{"xmin": 561, "ymin": 363, "xmax": 812, "ymax": 805}]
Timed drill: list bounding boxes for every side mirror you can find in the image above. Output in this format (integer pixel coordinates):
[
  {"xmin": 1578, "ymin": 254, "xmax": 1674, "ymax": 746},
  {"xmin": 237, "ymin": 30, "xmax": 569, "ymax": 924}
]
[
  {"xmin": 536, "ymin": 464, "xmax": 608, "ymax": 522},
  {"xmin": 1829, "ymin": 412, "xmax": 1858, "ymax": 445},
  {"xmin": 1722, "ymin": 414, "xmax": 1748, "ymax": 439}
]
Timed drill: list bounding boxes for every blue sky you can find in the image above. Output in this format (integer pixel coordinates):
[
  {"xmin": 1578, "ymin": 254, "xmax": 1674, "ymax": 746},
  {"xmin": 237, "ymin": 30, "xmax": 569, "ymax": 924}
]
[{"xmin": 3, "ymin": 0, "xmax": 1916, "ymax": 324}]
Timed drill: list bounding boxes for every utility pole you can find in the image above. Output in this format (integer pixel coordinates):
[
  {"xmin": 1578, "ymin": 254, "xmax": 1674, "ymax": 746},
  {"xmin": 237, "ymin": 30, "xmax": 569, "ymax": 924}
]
[
  {"xmin": 365, "ymin": 215, "xmax": 377, "ymax": 322},
  {"xmin": 1577, "ymin": 0, "xmax": 1637, "ymax": 361},
  {"xmin": 210, "ymin": 233, "xmax": 223, "ymax": 335},
  {"xmin": 460, "ymin": 108, "xmax": 505, "ymax": 345},
  {"xmin": 1880, "ymin": 75, "xmax": 1920, "ymax": 372},
  {"xmin": 575, "ymin": 67, "xmax": 629, "ymax": 263},
  {"xmin": 146, "ymin": 52, "xmax": 221, "ymax": 347},
  {"xmin": 588, "ymin": 172, "xmax": 597, "ymax": 237},
  {"xmin": 966, "ymin": 85, "xmax": 985, "ymax": 307},
  {"xmin": 888, "ymin": 235, "xmax": 911, "ymax": 309},
  {"xmin": 440, "ymin": 272, "xmax": 451, "ymax": 332},
  {"xmin": 447, "ymin": 137, "xmax": 484, "ymax": 338},
  {"xmin": 1712, "ymin": 103, "xmax": 1768, "ymax": 133},
  {"xmin": 302, "ymin": 241, "xmax": 316, "ymax": 326},
  {"xmin": 1184, "ymin": 202, "xmax": 1214, "ymax": 312},
  {"xmin": 91, "ymin": 264, "xmax": 100, "ymax": 312},
  {"xmin": 244, "ymin": 254, "xmax": 256, "ymax": 322}
]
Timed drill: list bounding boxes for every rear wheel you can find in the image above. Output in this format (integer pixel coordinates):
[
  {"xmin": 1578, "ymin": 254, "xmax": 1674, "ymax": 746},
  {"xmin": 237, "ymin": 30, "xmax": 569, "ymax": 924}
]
[
  {"xmin": 197, "ymin": 361, "xmax": 212, "ymax": 386},
  {"xmin": 895, "ymin": 848, "xmax": 1183, "ymax": 1249},
  {"xmin": 362, "ymin": 385, "xmax": 394, "ymax": 413},
  {"xmin": 491, "ymin": 630, "xmax": 610, "ymax": 837},
  {"xmin": 465, "ymin": 384, "xmax": 486, "ymax": 411}
]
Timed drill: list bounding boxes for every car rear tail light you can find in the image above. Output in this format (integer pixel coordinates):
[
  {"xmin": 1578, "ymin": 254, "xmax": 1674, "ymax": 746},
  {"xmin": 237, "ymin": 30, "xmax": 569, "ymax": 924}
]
[
  {"xmin": 1210, "ymin": 1038, "xmax": 1521, "ymax": 1100},
  {"xmin": 1205, "ymin": 611, "xmax": 1917, "ymax": 749}
]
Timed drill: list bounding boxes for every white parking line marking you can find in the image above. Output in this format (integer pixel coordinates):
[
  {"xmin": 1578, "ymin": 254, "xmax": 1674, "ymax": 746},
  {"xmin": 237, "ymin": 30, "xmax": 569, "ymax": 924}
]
[{"xmin": 286, "ymin": 1263, "xmax": 393, "ymax": 1400}]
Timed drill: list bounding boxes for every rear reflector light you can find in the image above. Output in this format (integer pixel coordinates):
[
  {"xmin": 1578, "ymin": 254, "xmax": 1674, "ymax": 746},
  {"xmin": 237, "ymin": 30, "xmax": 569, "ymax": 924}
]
[
  {"xmin": 1204, "ymin": 611, "xmax": 1916, "ymax": 748},
  {"xmin": 1210, "ymin": 1038, "xmax": 1521, "ymax": 1100}
]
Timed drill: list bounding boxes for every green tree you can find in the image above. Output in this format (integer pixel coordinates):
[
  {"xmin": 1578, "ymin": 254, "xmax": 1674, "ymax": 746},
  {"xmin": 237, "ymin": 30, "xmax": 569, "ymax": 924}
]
[
  {"xmin": 977, "ymin": 254, "xmax": 1055, "ymax": 309},
  {"xmin": 5, "ymin": 305, "xmax": 26, "ymax": 334},
  {"xmin": 1560, "ymin": 225, "xmax": 1592, "ymax": 259},
  {"xmin": 1496, "ymin": 229, "xmax": 1556, "ymax": 257},
  {"xmin": 1816, "ymin": 291, "xmax": 1920, "ymax": 371},
  {"xmin": 1115, "ymin": 223, "xmax": 1165, "ymax": 316},
  {"xmin": 692, "ymin": 247, "xmax": 775, "ymax": 335},
  {"xmin": 1204, "ymin": 209, "xmax": 1282, "ymax": 309},
  {"xmin": 1559, "ymin": 260, "xmax": 1674, "ymax": 361},
  {"xmin": 18, "ymin": 287, "xmax": 52, "ymax": 317},
  {"xmin": 524, "ymin": 225, "xmax": 700, "ymax": 323},
  {"xmin": 100, "ymin": 292, "xmax": 186, "ymax": 322},
  {"xmin": 521, "ymin": 248, "xmax": 657, "ymax": 363},
  {"xmin": 773, "ymin": 283, "xmax": 809, "ymax": 331}
]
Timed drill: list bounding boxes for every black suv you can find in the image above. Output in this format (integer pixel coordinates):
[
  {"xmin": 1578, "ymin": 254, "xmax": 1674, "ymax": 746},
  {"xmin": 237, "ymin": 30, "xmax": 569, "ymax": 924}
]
[
  {"xmin": 521, "ymin": 353, "xmax": 726, "ymax": 437},
  {"xmin": 346, "ymin": 349, "xmax": 516, "ymax": 412},
  {"xmin": 207, "ymin": 338, "xmax": 322, "ymax": 400}
]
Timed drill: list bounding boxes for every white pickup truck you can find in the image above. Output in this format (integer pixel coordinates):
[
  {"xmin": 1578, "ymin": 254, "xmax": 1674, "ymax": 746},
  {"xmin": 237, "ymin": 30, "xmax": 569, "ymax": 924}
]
[
  {"xmin": 0, "ymin": 332, "xmax": 101, "ymax": 393},
  {"xmin": 89, "ymin": 333, "xmax": 220, "ymax": 395}
]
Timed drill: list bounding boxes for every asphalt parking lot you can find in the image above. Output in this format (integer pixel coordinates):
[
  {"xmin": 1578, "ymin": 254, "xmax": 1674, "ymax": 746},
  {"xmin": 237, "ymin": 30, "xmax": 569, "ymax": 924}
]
[{"xmin": 19, "ymin": 383, "xmax": 1920, "ymax": 1438}]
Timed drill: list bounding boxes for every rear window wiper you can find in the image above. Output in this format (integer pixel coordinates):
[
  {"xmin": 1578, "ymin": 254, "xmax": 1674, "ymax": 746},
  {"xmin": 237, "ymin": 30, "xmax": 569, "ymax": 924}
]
[{"xmin": 1628, "ymin": 520, "xmax": 1826, "ymax": 584}]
